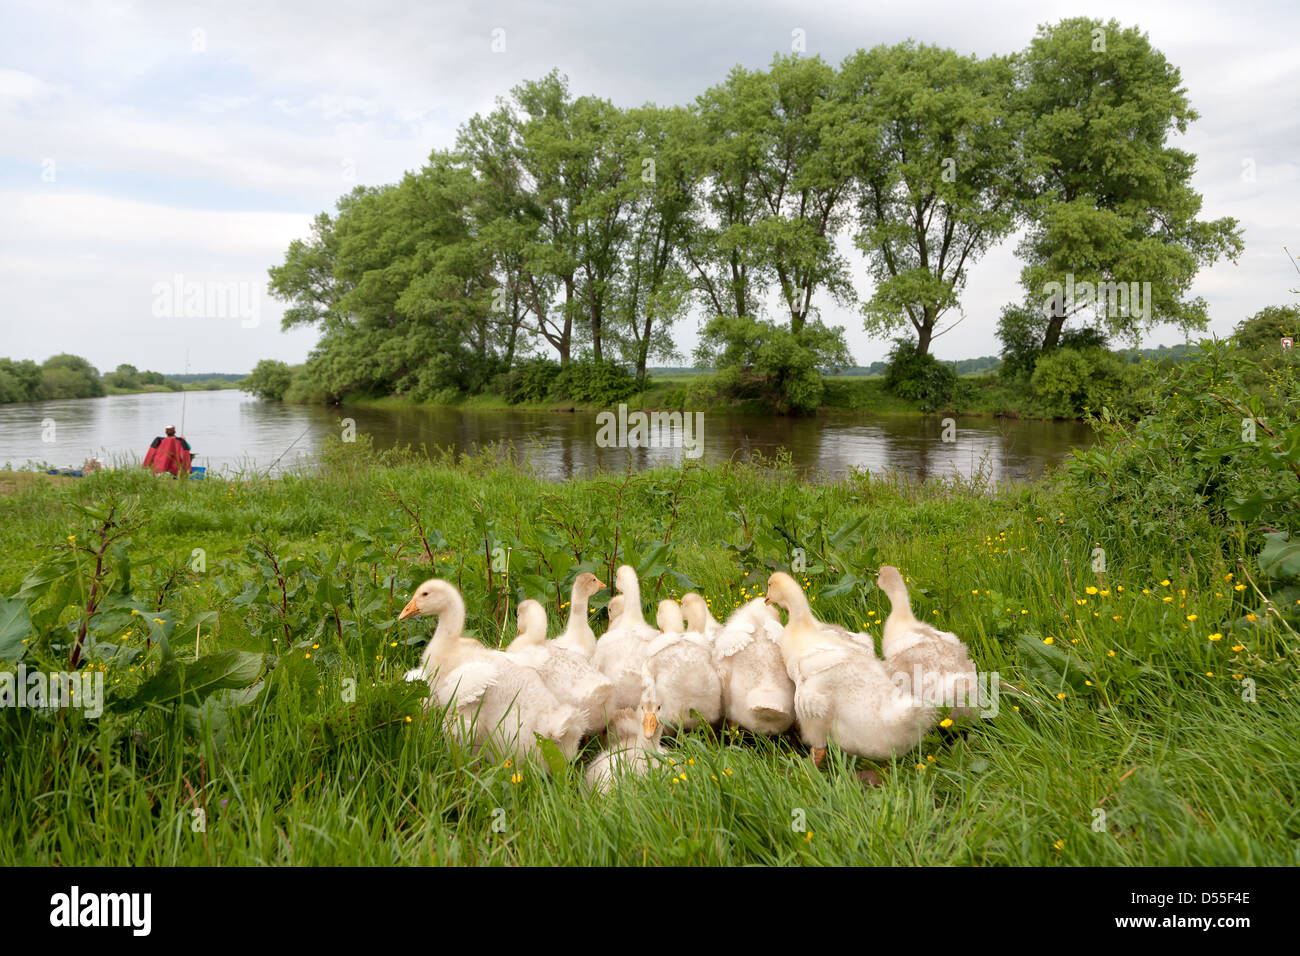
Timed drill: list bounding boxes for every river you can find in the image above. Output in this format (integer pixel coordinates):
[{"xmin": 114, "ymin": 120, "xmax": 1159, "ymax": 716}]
[{"xmin": 0, "ymin": 389, "xmax": 1095, "ymax": 483}]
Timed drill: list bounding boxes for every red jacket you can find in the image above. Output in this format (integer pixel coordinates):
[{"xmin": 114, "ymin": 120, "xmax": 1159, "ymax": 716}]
[{"xmin": 143, "ymin": 436, "xmax": 192, "ymax": 476}]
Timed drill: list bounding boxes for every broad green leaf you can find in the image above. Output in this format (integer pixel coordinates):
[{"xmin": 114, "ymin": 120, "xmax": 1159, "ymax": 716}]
[
  {"xmin": 0, "ymin": 598, "xmax": 32, "ymax": 662},
  {"xmin": 121, "ymin": 650, "xmax": 265, "ymax": 710},
  {"xmin": 820, "ymin": 572, "xmax": 861, "ymax": 600},
  {"xmin": 1259, "ymin": 532, "xmax": 1300, "ymax": 580},
  {"xmin": 535, "ymin": 734, "xmax": 569, "ymax": 776},
  {"xmin": 16, "ymin": 558, "xmax": 77, "ymax": 600},
  {"xmin": 1016, "ymin": 633, "xmax": 1095, "ymax": 691}
]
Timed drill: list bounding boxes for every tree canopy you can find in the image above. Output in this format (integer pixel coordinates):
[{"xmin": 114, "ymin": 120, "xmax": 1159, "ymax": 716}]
[{"xmin": 264, "ymin": 19, "xmax": 1241, "ymax": 412}]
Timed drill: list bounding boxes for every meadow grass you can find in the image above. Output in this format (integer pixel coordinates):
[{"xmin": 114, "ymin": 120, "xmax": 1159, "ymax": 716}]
[{"xmin": 0, "ymin": 453, "xmax": 1295, "ymax": 866}]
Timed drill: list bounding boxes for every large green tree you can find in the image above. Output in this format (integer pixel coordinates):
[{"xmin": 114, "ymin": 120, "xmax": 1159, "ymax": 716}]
[
  {"xmin": 268, "ymin": 208, "xmax": 347, "ymax": 333},
  {"xmin": 687, "ymin": 55, "xmax": 854, "ymax": 334},
  {"xmin": 610, "ymin": 104, "xmax": 698, "ymax": 383},
  {"xmin": 840, "ymin": 42, "xmax": 1020, "ymax": 356},
  {"xmin": 1015, "ymin": 17, "xmax": 1243, "ymax": 349}
]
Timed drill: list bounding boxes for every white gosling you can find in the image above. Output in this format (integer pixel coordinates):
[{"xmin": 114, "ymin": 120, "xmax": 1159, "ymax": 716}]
[
  {"xmin": 712, "ymin": 597, "xmax": 795, "ymax": 735},
  {"xmin": 505, "ymin": 597, "xmax": 615, "ymax": 736},
  {"xmin": 399, "ymin": 579, "xmax": 584, "ymax": 764},
  {"xmin": 605, "ymin": 594, "xmax": 625, "ymax": 629},
  {"xmin": 592, "ymin": 565, "xmax": 660, "ymax": 710},
  {"xmin": 552, "ymin": 572, "xmax": 607, "ymax": 659},
  {"xmin": 765, "ymin": 571, "xmax": 934, "ymax": 766},
  {"xmin": 639, "ymin": 599, "xmax": 723, "ymax": 732},
  {"xmin": 877, "ymin": 566, "xmax": 980, "ymax": 720},
  {"xmin": 680, "ymin": 592, "xmax": 723, "ymax": 641},
  {"xmin": 583, "ymin": 705, "xmax": 666, "ymax": 794}
]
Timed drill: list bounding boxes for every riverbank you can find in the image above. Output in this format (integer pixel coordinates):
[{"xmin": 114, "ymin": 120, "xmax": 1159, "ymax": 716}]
[
  {"xmin": 339, "ymin": 372, "xmax": 1051, "ymax": 420},
  {"xmin": 1, "ymin": 453, "xmax": 1291, "ymax": 865},
  {"xmin": 102, "ymin": 382, "xmax": 244, "ymax": 397}
]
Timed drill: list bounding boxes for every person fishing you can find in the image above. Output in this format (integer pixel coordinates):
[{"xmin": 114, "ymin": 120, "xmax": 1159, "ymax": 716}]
[{"xmin": 142, "ymin": 425, "xmax": 193, "ymax": 477}]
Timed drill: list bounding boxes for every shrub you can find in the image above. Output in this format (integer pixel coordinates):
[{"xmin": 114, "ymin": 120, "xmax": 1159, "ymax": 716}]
[
  {"xmin": 243, "ymin": 359, "xmax": 295, "ymax": 401},
  {"xmin": 549, "ymin": 360, "xmax": 640, "ymax": 405},
  {"xmin": 883, "ymin": 338, "xmax": 958, "ymax": 411},
  {"xmin": 694, "ymin": 316, "xmax": 850, "ymax": 415},
  {"xmin": 497, "ymin": 358, "xmax": 561, "ymax": 404},
  {"xmin": 1062, "ymin": 339, "xmax": 1300, "ymax": 563},
  {"xmin": 1029, "ymin": 346, "xmax": 1141, "ymax": 418}
]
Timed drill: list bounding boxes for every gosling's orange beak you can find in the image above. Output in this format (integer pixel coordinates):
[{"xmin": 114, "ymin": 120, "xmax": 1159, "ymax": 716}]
[
  {"xmin": 595, "ymin": 579, "xmax": 607, "ymax": 590},
  {"xmin": 398, "ymin": 597, "xmax": 421, "ymax": 621},
  {"xmin": 762, "ymin": 593, "xmax": 774, "ymax": 606},
  {"xmin": 643, "ymin": 712, "xmax": 658, "ymax": 738}
]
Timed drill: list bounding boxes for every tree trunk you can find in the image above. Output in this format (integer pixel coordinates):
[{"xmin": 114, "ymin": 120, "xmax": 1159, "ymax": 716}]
[
  {"xmin": 559, "ymin": 276, "xmax": 574, "ymax": 366},
  {"xmin": 915, "ymin": 319, "xmax": 933, "ymax": 356},
  {"xmin": 1041, "ymin": 312, "xmax": 1067, "ymax": 350}
]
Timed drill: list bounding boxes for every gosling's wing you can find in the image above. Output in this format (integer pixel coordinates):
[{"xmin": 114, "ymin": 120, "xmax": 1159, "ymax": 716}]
[
  {"xmin": 441, "ymin": 660, "xmax": 499, "ymax": 707},
  {"xmin": 713, "ymin": 619, "xmax": 757, "ymax": 659}
]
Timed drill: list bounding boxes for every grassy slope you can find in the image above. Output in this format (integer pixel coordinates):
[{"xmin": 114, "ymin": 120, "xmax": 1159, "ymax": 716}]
[{"xmin": 0, "ymin": 460, "xmax": 1293, "ymax": 865}]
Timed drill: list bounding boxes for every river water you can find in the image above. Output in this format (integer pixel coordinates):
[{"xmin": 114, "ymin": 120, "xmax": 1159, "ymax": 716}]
[{"xmin": 0, "ymin": 389, "xmax": 1095, "ymax": 483}]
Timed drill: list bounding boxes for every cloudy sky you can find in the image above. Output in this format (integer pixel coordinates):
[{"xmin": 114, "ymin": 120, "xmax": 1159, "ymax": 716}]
[{"xmin": 1, "ymin": 0, "xmax": 1296, "ymax": 374}]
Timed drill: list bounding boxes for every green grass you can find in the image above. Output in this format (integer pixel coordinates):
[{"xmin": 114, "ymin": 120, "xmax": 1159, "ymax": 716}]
[{"xmin": 1, "ymin": 455, "xmax": 1295, "ymax": 865}]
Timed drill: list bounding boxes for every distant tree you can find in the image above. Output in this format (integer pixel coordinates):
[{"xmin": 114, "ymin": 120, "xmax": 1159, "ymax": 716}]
[
  {"xmin": 38, "ymin": 354, "xmax": 103, "ymax": 399},
  {"xmin": 103, "ymin": 363, "xmax": 141, "ymax": 389},
  {"xmin": 0, "ymin": 358, "xmax": 42, "ymax": 403},
  {"xmin": 1233, "ymin": 305, "xmax": 1299, "ymax": 351}
]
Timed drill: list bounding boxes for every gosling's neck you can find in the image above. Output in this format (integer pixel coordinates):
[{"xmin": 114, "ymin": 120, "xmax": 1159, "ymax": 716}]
[{"xmin": 563, "ymin": 592, "xmax": 595, "ymax": 650}]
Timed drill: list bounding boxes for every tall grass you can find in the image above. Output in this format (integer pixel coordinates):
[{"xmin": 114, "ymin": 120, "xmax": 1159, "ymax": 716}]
[{"xmin": 1, "ymin": 450, "xmax": 1296, "ymax": 865}]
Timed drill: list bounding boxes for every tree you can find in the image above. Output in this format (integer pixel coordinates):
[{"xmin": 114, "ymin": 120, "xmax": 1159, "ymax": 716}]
[
  {"xmin": 611, "ymin": 104, "xmax": 698, "ymax": 384},
  {"xmin": 687, "ymin": 55, "xmax": 854, "ymax": 335},
  {"xmin": 243, "ymin": 359, "xmax": 294, "ymax": 401},
  {"xmin": 1233, "ymin": 305, "xmax": 1299, "ymax": 351},
  {"xmin": 493, "ymin": 72, "xmax": 584, "ymax": 366},
  {"xmin": 695, "ymin": 315, "xmax": 851, "ymax": 414},
  {"xmin": 38, "ymin": 354, "xmax": 103, "ymax": 399},
  {"xmin": 1015, "ymin": 17, "xmax": 1243, "ymax": 349},
  {"xmin": 313, "ymin": 154, "xmax": 501, "ymax": 400},
  {"xmin": 840, "ymin": 43, "xmax": 1021, "ymax": 355},
  {"xmin": 268, "ymin": 208, "xmax": 347, "ymax": 333},
  {"xmin": 104, "ymin": 363, "xmax": 141, "ymax": 389},
  {"xmin": 0, "ymin": 358, "xmax": 42, "ymax": 403}
]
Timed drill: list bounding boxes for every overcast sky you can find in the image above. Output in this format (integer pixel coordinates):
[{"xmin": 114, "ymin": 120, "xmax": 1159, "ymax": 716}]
[{"xmin": 1, "ymin": 0, "xmax": 1296, "ymax": 374}]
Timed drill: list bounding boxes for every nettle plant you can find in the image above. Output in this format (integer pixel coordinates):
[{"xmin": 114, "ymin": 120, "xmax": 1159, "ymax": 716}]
[
  {"xmin": 0, "ymin": 495, "xmax": 265, "ymax": 727},
  {"xmin": 1065, "ymin": 338, "xmax": 1300, "ymax": 634},
  {"xmin": 721, "ymin": 476, "xmax": 880, "ymax": 620}
]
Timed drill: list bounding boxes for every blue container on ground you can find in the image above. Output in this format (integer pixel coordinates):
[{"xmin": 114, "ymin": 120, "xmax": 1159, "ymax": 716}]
[{"xmin": 190, "ymin": 466, "xmax": 206, "ymax": 480}]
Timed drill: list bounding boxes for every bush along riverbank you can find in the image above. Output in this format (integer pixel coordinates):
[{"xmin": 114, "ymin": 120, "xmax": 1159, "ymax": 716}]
[
  {"xmin": 1, "ymin": 340, "xmax": 1296, "ymax": 864},
  {"xmin": 248, "ymin": 322, "xmax": 1299, "ymax": 423}
]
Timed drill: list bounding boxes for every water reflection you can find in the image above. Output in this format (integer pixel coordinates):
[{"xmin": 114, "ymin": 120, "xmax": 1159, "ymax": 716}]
[{"xmin": 0, "ymin": 390, "xmax": 1095, "ymax": 483}]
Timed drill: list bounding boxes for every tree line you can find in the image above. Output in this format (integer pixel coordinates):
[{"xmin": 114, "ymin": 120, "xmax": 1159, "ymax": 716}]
[
  {"xmin": 0, "ymin": 356, "xmax": 231, "ymax": 404},
  {"xmin": 265, "ymin": 16, "xmax": 1242, "ymax": 413}
]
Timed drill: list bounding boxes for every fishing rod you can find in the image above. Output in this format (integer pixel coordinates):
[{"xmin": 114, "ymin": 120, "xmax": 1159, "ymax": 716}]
[
  {"xmin": 263, "ymin": 424, "xmax": 313, "ymax": 477},
  {"xmin": 180, "ymin": 349, "xmax": 190, "ymax": 435}
]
